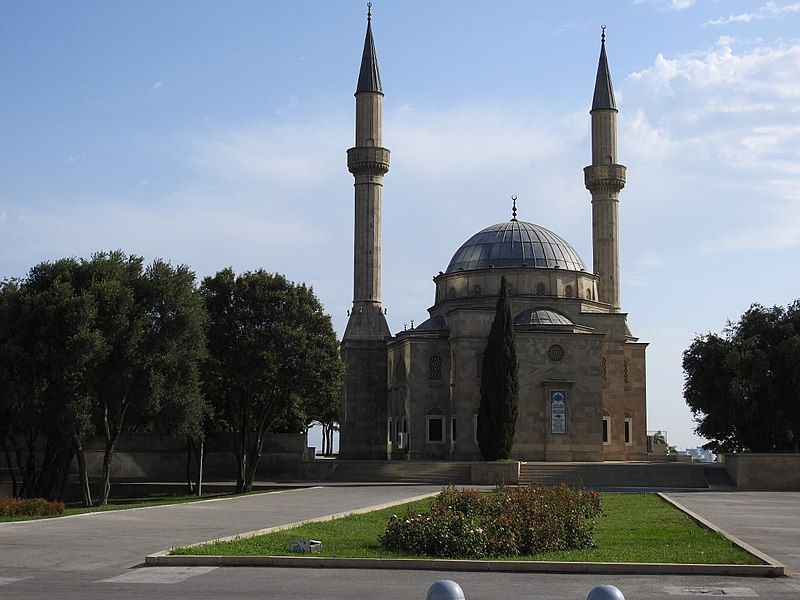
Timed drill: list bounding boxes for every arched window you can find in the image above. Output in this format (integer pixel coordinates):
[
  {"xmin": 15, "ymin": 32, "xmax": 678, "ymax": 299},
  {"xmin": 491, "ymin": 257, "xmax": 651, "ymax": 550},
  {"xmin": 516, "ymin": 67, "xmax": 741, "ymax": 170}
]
[
  {"xmin": 426, "ymin": 407, "xmax": 445, "ymax": 444},
  {"xmin": 535, "ymin": 282, "xmax": 546, "ymax": 296},
  {"xmin": 624, "ymin": 410, "xmax": 633, "ymax": 446},
  {"xmin": 564, "ymin": 284, "xmax": 573, "ymax": 297},
  {"xmin": 602, "ymin": 410, "xmax": 611, "ymax": 445}
]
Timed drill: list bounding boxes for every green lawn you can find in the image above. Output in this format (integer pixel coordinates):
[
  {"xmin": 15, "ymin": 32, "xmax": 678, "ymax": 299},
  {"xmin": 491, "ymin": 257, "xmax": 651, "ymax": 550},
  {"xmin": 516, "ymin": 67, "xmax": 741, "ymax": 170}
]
[{"xmin": 171, "ymin": 493, "xmax": 762, "ymax": 565}]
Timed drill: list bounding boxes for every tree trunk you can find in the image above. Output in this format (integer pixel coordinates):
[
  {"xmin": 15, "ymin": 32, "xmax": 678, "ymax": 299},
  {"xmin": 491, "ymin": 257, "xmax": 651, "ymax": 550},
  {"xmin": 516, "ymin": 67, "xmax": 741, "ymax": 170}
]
[
  {"xmin": 0, "ymin": 434, "xmax": 19, "ymax": 498},
  {"xmin": 243, "ymin": 445, "xmax": 260, "ymax": 493},
  {"xmin": 196, "ymin": 439, "xmax": 204, "ymax": 497},
  {"xmin": 185, "ymin": 436, "xmax": 196, "ymax": 494},
  {"xmin": 233, "ymin": 429, "xmax": 247, "ymax": 494},
  {"xmin": 73, "ymin": 434, "xmax": 93, "ymax": 507}
]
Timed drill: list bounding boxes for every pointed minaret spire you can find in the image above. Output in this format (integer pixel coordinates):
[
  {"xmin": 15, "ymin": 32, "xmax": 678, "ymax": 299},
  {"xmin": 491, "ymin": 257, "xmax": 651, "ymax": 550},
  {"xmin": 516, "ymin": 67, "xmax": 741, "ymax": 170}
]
[
  {"xmin": 592, "ymin": 26, "xmax": 616, "ymax": 110},
  {"xmin": 585, "ymin": 27, "xmax": 626, "ymax": 309},
  {"xmin": 356, "ymin": 3, "xmax": 383, "ymax": 94}
]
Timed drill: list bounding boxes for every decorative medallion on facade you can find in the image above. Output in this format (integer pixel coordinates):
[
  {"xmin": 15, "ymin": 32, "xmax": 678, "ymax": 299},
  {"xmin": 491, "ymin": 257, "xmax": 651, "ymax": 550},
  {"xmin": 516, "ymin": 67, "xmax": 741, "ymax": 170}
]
[
  {"xmin": 547, "ymin": 344, "xmax": 565, "ymax": 362},
  {"xmin": 535, "ymin": 282, "xmax": 546, "ymax": 296}
]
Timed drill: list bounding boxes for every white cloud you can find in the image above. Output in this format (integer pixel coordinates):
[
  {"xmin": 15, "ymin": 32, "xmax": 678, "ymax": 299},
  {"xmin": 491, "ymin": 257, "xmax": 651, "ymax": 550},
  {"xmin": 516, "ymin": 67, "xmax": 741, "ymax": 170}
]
[
  {"xmin": 706, "ymin": 1, "xmax": 800, "ymax": 25},
  {"xmin": 152, "ymin": 80, "xmax": 163, "ymax": 90},
  {"xmin": 621, "ymin": 40, "xmax": 800, "ymax": 256},
  {"xmin": 633, "ymin": 0, "xmax": 695, "ymax": 11},
  {"xmin": 763, "ymin": 1, "xmax": 800, "ymax": 14},
  {"xmin": 186, "ymin": 119, "xmax": 349, "ymax": 186},
  {"xmin": 66, "ymin": 152, "xmax": 86, "ymax": 164},
  {"xmin": 715, "ymin": 35, "xmax": 737, "ymax": 46}
]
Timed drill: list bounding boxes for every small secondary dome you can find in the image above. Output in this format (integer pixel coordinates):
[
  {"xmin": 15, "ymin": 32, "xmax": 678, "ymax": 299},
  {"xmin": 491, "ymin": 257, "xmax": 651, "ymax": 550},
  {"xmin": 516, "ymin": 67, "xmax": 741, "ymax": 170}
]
[
  {"xmin": 514, "ymin": 308, "xmax": 574, "ymax": 326},
  {"xmin": 446, "ymin": 220, "xmax": 587, "ymax": 274}
]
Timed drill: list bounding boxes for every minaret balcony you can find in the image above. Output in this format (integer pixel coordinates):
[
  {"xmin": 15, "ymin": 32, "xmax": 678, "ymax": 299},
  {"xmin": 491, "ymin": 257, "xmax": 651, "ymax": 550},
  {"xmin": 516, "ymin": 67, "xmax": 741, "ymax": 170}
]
[
  {"xmin": 584, "ymin": 164, "xmax": 626, "ymax": 192},
  {"xmin": 347, "ymin": 146, "xmax": 390, "ymax": 175}
]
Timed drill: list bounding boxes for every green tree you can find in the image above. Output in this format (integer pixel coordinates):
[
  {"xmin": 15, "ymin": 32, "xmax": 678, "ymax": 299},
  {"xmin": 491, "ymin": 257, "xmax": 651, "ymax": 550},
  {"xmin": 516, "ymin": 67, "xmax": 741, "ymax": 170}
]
[
  {"xmin": 477, "ymin": 276, "xmax": 519, "ymax": 460},
  {"xmin": 0, "ymin": 263, "xmax": 103, "ymax": 503},
  {"xmin": 201, "ymin": 268, "xmax": 343, "ymax": 492},
  {"xmin": 79, "ymin": 252, "xmax": 208, "ymax": 504},
  {"xmin": 684, "ymin": 301, "xmax": 800, "ymax": 453},
  {"xmin": 0, "ymin": 253, "xmax": 207, "ymax": 505}
]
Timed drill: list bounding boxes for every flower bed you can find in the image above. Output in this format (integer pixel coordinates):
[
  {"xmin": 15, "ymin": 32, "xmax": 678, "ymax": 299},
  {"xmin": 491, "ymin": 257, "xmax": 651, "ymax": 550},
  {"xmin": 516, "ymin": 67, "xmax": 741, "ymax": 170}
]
[
  {"xmin": 380, "ymin": 484, "xmax": 601, "ymax": 559},
  {"xmin": 0, "ymin": 497, "xmax": 65, "ymax": 518}
]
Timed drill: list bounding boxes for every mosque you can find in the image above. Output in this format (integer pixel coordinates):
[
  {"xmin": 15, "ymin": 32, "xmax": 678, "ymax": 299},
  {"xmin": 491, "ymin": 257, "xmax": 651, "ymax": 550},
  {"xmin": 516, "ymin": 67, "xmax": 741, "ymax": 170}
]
[{"xmin": 339, "ymin": 9, "xmax": 648, "ymax": 462}]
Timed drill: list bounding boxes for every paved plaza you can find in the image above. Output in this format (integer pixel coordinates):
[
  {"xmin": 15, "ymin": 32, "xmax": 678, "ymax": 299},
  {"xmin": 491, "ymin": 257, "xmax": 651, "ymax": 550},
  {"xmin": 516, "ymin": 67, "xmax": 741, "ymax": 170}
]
[{"xmin": 1, "ymin": 484, "xmax": 800, "ymax": 599}]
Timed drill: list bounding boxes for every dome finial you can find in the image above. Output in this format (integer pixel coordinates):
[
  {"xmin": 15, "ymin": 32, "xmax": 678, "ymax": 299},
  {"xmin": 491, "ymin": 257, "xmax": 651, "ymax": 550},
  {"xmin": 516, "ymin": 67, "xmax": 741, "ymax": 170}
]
[
  {"xmin": 601, "ymin": 25, "xmax": 606, "ymax": 44},
  {"xmin": 367, "ymin": 2, "xmax": 372, "ymax": 22},
  {"xmin": 511, "ymin": 195, "xmax": 518, "ymax": 221}
]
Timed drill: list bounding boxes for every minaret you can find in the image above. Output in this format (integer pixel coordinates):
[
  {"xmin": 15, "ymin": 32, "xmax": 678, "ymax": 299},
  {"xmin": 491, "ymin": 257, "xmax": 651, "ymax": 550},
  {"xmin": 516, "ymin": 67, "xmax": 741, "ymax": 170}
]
[
  {"xmin": 339, "ymin": 4, "xmax": 391, "ymax": 459},
  {"xmin": 585, "ymin": 27, "xmax": 626, "ymax": 309}
]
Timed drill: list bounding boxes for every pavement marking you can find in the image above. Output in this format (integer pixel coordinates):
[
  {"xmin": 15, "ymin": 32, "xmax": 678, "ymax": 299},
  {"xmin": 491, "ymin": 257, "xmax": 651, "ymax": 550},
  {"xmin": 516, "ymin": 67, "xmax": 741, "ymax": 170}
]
[
  {"xmin": 0, "ymin": 577, "xmax": 29, "ymax": 586},
  {"xmin": 98, "ymin": 566, "xmax": 217, "ymax": 584},
  {"xmin": 780, "ymin": 581, "xmax": 800, "ymax": 591},
  {"xmin": 664, "ymin": 587, "xmax": 757, "ymax": 597}
]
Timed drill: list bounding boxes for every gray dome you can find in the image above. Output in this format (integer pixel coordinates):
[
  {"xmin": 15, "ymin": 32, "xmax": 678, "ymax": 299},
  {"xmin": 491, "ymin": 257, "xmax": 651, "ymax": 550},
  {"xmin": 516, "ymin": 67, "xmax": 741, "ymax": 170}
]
[
  {"xmin": 415, "ymin": 315, "xmax": 448, "ymax": 331},
  {"xmin": 514, "ymin": 307, "xmax": 574, "ymax": 326},
  {"xmin": 446, "ymin": 220, "xmax": 586, "ymax": 274}
]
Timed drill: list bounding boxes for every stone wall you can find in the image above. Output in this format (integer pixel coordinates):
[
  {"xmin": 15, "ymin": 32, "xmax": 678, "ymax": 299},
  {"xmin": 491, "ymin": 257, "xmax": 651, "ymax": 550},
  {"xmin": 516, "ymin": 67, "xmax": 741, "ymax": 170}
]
[{"xmin": 724, "ymin": 453, "xmax": 800, "ymax": 490}]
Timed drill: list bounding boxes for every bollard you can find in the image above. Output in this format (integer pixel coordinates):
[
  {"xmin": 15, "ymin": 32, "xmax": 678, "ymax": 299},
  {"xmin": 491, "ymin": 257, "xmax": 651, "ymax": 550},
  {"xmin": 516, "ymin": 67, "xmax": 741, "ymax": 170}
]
[
  {"xmin": 426, "ymin": 579, "xmax": 465, "ymax": 600},
  {"xmin": 587, "ymin": 584, "xmax": 625, "ymax": 600}
]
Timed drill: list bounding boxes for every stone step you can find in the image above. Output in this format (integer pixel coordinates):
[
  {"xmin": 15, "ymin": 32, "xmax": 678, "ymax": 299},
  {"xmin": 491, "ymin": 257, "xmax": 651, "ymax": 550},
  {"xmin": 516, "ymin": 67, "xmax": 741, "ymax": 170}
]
[{"xmin": 519, "ymin": 462, "xmax": 708, "ymax": 489}]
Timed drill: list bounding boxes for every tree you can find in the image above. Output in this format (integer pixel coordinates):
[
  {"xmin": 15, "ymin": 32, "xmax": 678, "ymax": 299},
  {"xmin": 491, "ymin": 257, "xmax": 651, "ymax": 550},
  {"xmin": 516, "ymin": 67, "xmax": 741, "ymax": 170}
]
[
  {"xmin": 201, "ymin": 268, "xmax": 343, "ymax": 492},
  {"xmin": 477, "ymin": 276, "xmax": 519, "ymax": 460},
  {"xmin": 0, "ymin": 253, "xmax": 207, "ymax": 505},
  {"xmin": 78, "ymin": 252, "xmax": 208, "ymax": 504},
  {"xmin": 684, "ymin": 301, "xmax": 800, "ymax": 453},
  {"xmin": 0, "ymin": 264, "xmax": 102, "ymax": 503}
]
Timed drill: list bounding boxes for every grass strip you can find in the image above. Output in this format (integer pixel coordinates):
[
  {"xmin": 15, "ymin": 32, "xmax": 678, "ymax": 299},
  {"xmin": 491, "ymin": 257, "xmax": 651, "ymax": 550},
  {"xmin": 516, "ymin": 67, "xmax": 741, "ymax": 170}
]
[{"xmin": 171, "ymin": 493, "xmax": 762, "ymax": 565}]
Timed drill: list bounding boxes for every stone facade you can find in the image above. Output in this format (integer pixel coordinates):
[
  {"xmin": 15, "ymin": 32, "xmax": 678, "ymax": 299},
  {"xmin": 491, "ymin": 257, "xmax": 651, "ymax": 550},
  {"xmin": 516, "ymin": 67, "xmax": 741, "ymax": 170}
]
[{"xmin": 341, "ymin": 14, "xmax": 648, "ymax": 462}]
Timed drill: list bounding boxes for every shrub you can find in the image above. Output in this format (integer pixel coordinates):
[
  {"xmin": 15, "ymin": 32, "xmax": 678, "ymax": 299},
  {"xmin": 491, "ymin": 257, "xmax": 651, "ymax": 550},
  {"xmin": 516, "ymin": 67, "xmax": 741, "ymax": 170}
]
[
  {"xmin": 380, "ymin": 483, "xmax": 601, "ymax": 559},
  {"xmin": 0, "ymin": 497, "xmax": 65, "ymax": 518}
]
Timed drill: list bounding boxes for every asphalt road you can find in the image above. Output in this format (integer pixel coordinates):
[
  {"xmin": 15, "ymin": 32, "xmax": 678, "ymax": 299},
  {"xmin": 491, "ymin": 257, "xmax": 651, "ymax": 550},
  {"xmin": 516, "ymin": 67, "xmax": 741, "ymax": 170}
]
[{"xmin": 1, "ymin": 485, "xmax": 799, "ymax": 599}]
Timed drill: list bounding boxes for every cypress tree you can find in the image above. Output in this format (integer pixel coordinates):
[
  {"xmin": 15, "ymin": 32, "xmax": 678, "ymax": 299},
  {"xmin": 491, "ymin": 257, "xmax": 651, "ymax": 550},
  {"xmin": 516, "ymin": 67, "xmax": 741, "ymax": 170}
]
[{"xmin": 477, "ymin": 276, "xmax": 519, "ymax": 459}]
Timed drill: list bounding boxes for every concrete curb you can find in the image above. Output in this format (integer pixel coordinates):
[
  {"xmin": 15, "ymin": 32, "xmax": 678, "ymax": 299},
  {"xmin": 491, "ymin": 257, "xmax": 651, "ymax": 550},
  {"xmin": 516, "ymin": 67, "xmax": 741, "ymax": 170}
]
[
  {"xmin": 144, "ymin": 491, "xmax": 786, "ymax": 577},
  {"xmin": 658, "ymin": 492, "xmax": 786, "ymax": 576},
  {"xmin": 145, "ymin": 553, "xmax": 783, "ymax": 577}
]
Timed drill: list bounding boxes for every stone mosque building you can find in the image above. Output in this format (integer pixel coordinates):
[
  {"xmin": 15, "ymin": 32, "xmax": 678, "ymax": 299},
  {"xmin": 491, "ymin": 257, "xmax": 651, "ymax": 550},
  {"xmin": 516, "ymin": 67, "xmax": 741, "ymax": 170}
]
[{"xmin": 339, "ymin": 9, "xmax": 648, "ymax": 462}]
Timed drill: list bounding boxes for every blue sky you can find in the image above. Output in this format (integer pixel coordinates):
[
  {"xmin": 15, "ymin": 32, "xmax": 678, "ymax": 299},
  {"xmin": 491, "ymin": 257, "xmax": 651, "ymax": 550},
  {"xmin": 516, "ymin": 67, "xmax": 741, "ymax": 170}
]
[{"xmin": 2, "ymin": 1, "xmax": 799, "ymax": 450}]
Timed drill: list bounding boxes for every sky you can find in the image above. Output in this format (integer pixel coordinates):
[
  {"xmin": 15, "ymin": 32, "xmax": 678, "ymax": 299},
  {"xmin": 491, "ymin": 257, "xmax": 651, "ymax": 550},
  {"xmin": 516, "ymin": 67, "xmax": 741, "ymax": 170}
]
[{"xmin": 2, "ymin": 1, "xmax": 799, "ymax": 451}]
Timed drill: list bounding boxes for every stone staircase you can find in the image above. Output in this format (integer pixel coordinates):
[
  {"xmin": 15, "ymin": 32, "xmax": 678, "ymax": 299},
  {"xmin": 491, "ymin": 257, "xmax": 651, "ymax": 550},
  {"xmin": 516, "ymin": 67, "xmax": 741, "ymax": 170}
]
[
  {"xmin": 519, "ymin": 461, "xmax": 709, "ymax": 489},
  {"xmin": 308, "ymin": 460, "xmax": 472, "ymax": 485}
]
